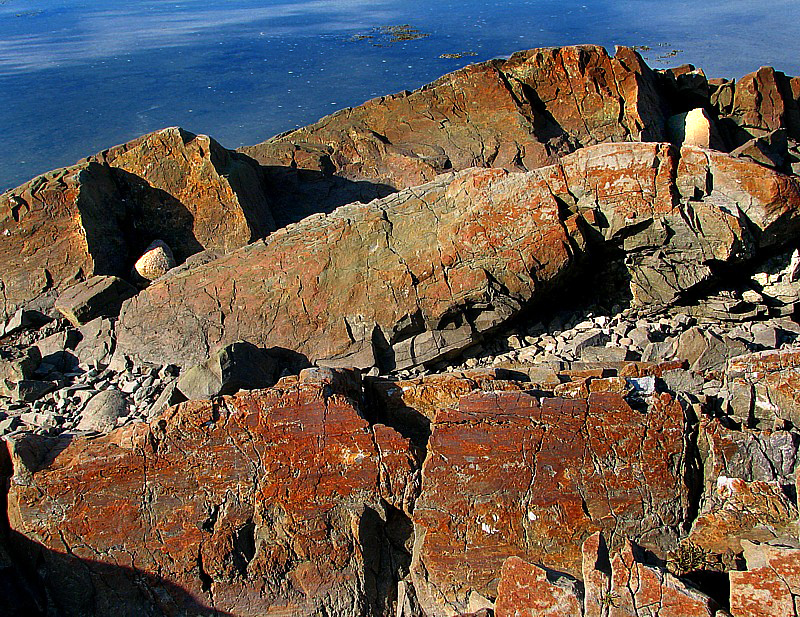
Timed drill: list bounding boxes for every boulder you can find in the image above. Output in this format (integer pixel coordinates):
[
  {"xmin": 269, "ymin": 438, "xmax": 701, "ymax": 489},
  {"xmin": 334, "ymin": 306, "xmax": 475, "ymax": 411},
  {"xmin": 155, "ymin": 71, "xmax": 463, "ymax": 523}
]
[
  {"xmin": 0, "ymin": 129, "xmax": 276, "ymax": 323},
  {"xmin": 132, "ymin": 239, "xmax": 176, "ymax": 283},
  {"xmin": 55, "ymin": 275, "xmax": 137, "ymax": 326},
  {"xmin": 76, "ymin": 389, "xmax": 129, "ymax": 433},
  {"xmin": 6, "ymin": 369, "xmax": 419, "ymax": 617},
  {"xmin": 175, "ymin": 341, "xmax": 278, "ymax": 401},
  {"xmin": 114, "ymin": 142, "xmax": 800, "ymax": 372},
  {"xmin": 113, "ymin": 165, "xmax": 582, "ymax": 370},
  {"xmin": 85, "ymin": 127, "xmax": 276, "ymax": 260},
  {"xmin": 0, "ymin": 163, "xmax": 128, "ymax": 323}
]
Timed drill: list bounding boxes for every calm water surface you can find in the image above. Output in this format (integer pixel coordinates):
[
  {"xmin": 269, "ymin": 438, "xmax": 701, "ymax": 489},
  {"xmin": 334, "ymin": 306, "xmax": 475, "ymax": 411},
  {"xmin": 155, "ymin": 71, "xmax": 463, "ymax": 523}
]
[{"xmin": 1, "ymin": 0, "xmax": 799, "ymax": 190}]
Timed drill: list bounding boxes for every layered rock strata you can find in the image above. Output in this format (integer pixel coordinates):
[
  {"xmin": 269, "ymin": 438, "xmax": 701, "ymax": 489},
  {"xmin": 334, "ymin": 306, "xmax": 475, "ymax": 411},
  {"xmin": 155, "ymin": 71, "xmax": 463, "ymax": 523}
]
[{"xmin": 112, "ymin": 142, "xmax": 800, "ymax": 372}]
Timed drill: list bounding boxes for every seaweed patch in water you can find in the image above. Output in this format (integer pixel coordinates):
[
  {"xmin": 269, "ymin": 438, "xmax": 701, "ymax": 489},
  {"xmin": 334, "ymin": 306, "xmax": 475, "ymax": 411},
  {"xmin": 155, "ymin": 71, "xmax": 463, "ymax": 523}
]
[{"xmin": 348, "ymin": 24, "xmax": 431, "ymax": 46}]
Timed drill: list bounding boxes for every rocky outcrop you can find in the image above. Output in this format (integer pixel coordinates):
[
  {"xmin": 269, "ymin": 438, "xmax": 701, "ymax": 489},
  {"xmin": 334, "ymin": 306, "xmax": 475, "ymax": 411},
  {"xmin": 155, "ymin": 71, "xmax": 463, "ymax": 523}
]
[
  {"xmin": 4, "ymin": 45, "xmax": 800, "ymax": 617},
  {"xmin": 113, "ymin": 163, "xmax": 582, "ymax": 370},
  {"xmin": 242, "ymin": 45, "xmax": 666, "ymax": 226},
  {"xmin": 113, "ymin": 141, "xmax": 800, "ymax": 372},
  {"xmin": 410, "ymin": 385, "xmax": 689, "ymax": 614},
  {"xmin": 85, "ymin": 127, "xmax": 275, "ymax": 260},
  {"xmin": 6, "ymin": 369, "xmax": 420, "ymax": 616},
  {"xmin": 0, "ymin": 128, "xmax": 275, "ymax": 322},
  {"xmin": 0, "ymin": 163, "xmax": 128, "ymax": 323}
]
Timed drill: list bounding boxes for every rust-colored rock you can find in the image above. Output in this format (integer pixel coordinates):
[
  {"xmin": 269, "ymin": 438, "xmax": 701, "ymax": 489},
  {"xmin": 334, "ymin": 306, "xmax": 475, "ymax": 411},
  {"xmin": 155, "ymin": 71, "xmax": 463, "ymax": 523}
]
[
  {"xmin": 6, "ymin": 369, "xmax": 420, "ymax": 617},
  {"xmin": 729, "ymin": 542, "xmax": 800, "ymax": 617},
  {"xmin": 114, "ymin": 142, "xmax": 800, "ymax": 371},
  {"xmin": 607, "ymin": 540, "xmax": 717, "ymax": 616},
  {"xmin": 689, "ymin": 476, "xmax": 798, "ymax": 555},
  {"xmin": 0, "ymin": 128, "xmax": 275, "ymax": 322},
  {"xmin": 410, "ymin": 386, "xmax": 690, "ymax": 614},
  {"xmin": 242, "ymin": 45, "xmax": 666, "ymax": 225},
  {"xmin": 0, "ymin": 163, "xmax": 127, "ymax": 322},
  {"xmin": 114, "ymin": 165, "xmax": 581, "ymax": 370},
  {"xmin": 86, "ymin": 127, "xmax": 275, "ymax": 260},
  {"xmin": 495, "ymin": 556, "xmax": 583, "ymax": 617},
  {"xmin": 725, "ymin": 348, "xmax": 800, "ymax": 427}
]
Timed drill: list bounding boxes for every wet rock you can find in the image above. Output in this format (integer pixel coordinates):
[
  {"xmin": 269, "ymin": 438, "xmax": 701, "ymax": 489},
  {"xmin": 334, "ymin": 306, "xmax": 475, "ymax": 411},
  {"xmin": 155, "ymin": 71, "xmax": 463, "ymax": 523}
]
[
  {"xmin": 175, "ymin": 341, "xmax": 278, "ymax": 401},
  {"xmin": 55, "ymin": 276, "xmax": 137, "ymax": 327},
  {"xmin": 76, "ymin": 389, "xmax": 128, "ymax": 433}
]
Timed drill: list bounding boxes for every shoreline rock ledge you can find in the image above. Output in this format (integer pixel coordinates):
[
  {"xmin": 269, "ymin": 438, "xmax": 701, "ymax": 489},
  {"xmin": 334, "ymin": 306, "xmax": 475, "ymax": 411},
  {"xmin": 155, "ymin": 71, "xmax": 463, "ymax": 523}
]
[{"xmin": 2, "ymin": 44, "xmax": 800, "ymax": 617}]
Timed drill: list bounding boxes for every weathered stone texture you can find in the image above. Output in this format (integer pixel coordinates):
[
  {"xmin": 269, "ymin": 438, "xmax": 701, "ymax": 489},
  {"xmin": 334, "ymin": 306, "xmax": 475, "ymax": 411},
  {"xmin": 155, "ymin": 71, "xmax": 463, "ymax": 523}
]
[
  {"xmin": 725, "ymin": 349, "xmax": 800, "ymax": 427},
  {"xmin": 730, "ymin": 542, "xmax": 800, "ymax": 617},
  {"xmin": 87, "ymin": 127, "xmax": 275, "ymax": 259},
  {"xmin": 495, "ymin": 556, "xmax": 583, "ymax": 617},
  {"xmin": 410, "ymin": 387, "xmax": 689, "ymax": 614},
  {"xmin": 6, "ymin": 370, "xmax": 420, "ymax": 617},
  {"xmin": 241, "ymin": 45, "xmax": 665, "ymax": 225},
  {"xmin": 114, "ymin": 165, "xmax": 580, "ymax": 370},
  {"xmin": 0, "ymin": 163, "xmax": 127, "ymax": 322}
]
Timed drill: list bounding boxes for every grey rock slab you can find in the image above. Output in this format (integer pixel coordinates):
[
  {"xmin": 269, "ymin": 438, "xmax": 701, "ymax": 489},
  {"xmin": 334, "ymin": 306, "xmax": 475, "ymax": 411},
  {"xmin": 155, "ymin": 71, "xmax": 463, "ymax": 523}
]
[
  {"xmin": 176, "ymin": 340, "xmax": 278, "ymax": 401},
  {"xmin": 74, "ymin": 317, "xmax": 116, "ymax": 368},
  {"xmin": 76, "ymin": 389, "xmax": 129, "ymax": 433},
  {"xmin": 55, "ymin": 276, "xmax": 137, "ymax": 327}
]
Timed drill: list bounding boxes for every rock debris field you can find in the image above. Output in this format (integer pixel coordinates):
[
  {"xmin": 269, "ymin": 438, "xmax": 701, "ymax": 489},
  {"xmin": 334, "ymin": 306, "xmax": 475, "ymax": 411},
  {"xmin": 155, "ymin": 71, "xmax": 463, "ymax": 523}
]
[{"xmin": 2, "ymin": 45, "xmax": 800, "ymax": 616}]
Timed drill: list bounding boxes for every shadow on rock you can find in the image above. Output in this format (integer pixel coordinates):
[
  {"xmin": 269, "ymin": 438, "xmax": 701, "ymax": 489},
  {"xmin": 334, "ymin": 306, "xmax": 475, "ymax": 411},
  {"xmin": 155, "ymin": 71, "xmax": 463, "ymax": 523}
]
[
  {"xmin": 260, "ymin": 165, "xmax": 396, "ymax": 228},
  {"xmin": 2, "ymin": 531, "xmax": 234, "ymax": 617}
]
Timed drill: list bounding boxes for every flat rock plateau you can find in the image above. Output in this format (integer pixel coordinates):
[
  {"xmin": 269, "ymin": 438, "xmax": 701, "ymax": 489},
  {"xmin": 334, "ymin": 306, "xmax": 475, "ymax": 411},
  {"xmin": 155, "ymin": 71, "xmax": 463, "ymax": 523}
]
[{"xmin": 3, "ymin": 45, "xmax": 800, "ymax": 616}]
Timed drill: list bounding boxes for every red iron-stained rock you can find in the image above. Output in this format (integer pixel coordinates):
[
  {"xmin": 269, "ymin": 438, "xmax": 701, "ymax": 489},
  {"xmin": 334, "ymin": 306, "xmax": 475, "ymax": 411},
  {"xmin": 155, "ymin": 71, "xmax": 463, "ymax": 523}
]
[
  {"xmin": 85, "ymin": 127, "xmax": 275, "ymax": 259},
  {"xmin": 607, "ymin": 540, "xmax": 717, "ymax": 617},
  {"xmin": 729, "ymin": 542, "xmax": 800, "ymax": 617},
  {"xmin": 0, "ymin": 128, "xmax": 274, "ymax": 322},
  {"xmin": 495, "ymin": 556, "xmax": 583, "ymax": 617},
  {"xmin": 114, "ymin": 166, "xmax": 581, "ymax": 370},
  {"xmin": 726, "ymin": 348, "xmax": 800, "ymax": 427},
  {"xmin": 410, "ymin": 387, "xmax": 690, "ymax": 615},
  {"xmin": 242, "ymin": 45, "xmax": 666, "ymax": 224},
  {"xmin": 5, "ymin": 369, "xmax": 420, "ymax": 617}
]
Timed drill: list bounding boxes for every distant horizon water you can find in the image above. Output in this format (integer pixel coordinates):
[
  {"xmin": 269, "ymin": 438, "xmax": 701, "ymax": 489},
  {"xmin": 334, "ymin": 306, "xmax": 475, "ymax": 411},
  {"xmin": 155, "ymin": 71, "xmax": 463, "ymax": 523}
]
[{"xmin": 2, "ymin": 0, "xmax": 799, "ymax": 191}]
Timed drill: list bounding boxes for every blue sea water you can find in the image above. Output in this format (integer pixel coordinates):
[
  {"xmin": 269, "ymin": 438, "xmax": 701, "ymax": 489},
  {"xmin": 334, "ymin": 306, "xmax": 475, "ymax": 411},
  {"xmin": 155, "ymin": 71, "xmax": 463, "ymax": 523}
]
[{"xmin": 1, "ymin": 0, "xmax": 799, "ymax": 191}]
